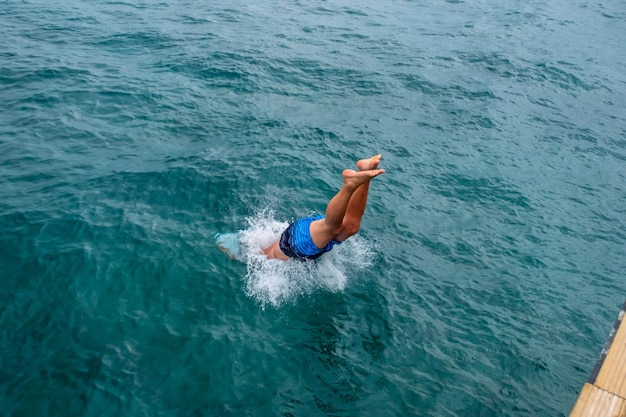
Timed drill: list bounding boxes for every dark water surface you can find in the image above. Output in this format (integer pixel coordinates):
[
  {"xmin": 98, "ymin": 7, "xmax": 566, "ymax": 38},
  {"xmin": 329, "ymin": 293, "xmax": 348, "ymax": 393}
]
[{"xmin": 1, "ymin": 0, "xmax": 625, "ymax": 416}]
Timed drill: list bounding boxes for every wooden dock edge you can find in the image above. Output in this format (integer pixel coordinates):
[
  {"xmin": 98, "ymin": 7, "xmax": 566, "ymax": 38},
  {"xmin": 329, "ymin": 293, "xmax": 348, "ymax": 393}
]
[{"xmin": 570, "ymin": 300, "xmax": 626, "ymax": 417}]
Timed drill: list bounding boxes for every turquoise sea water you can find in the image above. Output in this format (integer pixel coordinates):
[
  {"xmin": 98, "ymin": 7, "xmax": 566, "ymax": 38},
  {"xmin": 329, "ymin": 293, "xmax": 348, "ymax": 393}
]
[{"xmin": 1, "ymin": 0, "xmax": 625, "ymax": 415}]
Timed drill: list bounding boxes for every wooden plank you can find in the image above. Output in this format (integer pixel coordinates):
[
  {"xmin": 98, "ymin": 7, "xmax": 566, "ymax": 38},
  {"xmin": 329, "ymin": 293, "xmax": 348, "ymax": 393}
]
[
  {"xmin": 610, "ymin": 333, "xmax": 626, "ymax": 397},
  {"xmin": 610, "ymin": 320, "xmax": 625, "ymax": 394},
  {"xmin": 596, "ymin": 306, "xmax": 626, "ymax": 398},
  {"xmin": 569, "ymin": 385, "xmax": 625, "ymax": 417},
  {"xmin": 590, "ymin": 301, "xmax": 626, "ymax": 385},
  {"xmin": 608, "ymin": 391, "xmax": 622, "ymax": 417},
  {"xmin": 570, "ymin": 384, "xmax": 594, "ymax": 417},
  {"xmin": 570, "ymin": 301, "xmax": 626, "ymax": 417}
]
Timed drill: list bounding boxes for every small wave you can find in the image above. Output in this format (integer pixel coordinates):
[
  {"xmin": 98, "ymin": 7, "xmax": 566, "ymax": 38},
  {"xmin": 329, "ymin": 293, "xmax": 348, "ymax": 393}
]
[{"xmin": 238, "ymin": 209, "xmax": 376, "ymax": 308}]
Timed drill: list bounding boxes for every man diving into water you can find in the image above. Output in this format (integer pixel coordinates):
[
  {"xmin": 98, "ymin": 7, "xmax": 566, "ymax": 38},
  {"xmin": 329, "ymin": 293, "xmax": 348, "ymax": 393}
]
[{"xmin": 262, "ymin": 154, "xmax": 385, "ymax": 261}]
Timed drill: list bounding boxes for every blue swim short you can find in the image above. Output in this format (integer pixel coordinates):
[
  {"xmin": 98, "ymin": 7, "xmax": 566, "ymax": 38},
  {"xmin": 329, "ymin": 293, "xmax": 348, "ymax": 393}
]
[{"xmin": 279, "ymin": 215, "xmax": 341, "ymax": 261}]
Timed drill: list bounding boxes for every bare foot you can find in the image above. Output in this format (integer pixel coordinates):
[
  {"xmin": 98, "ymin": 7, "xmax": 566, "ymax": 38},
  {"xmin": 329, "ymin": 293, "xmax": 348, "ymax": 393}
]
[
  {"xmin": 356, "ymin": 154, "xmax": 382, "ymax": 171},
  {"xmin": 342, "ymin": 168, "xmax": 384, "ymax": 188}
]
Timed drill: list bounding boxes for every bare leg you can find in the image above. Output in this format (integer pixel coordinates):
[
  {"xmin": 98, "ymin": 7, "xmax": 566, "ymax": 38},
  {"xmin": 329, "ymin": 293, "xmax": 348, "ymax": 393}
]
[
  {"xmin": 309, "ymin": 167, "xmax": 384, "ymax": 249},
  {"xmin": 334, "ymin": 154, "xmax": 382, "ymax": 242},
  {"xmin": 263, "ymin": 157, "xmax": 384, "ymax": 260},
  {"xmin": 263, "ymin": 239, "xmax": 290, "ymax": 260}
]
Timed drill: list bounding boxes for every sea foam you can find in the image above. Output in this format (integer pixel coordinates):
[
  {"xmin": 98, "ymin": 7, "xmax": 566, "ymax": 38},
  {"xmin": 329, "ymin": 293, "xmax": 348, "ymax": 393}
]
[{"xmin": 238, "ymin": 209, "xmax": 376, "ymax": 307}]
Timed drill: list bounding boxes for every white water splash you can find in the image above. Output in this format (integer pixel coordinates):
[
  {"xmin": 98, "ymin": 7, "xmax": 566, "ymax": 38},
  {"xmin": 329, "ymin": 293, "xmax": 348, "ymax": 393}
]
[{"xmin": 238, "ymin": 209, "xmax": 376, "ymax": 307}]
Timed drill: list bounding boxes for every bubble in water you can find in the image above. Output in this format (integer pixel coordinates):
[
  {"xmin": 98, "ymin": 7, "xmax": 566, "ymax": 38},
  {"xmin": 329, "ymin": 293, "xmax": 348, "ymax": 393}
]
[{"xmin": 238, "ymin": 209, "xmax": 376, "ymax": 307}]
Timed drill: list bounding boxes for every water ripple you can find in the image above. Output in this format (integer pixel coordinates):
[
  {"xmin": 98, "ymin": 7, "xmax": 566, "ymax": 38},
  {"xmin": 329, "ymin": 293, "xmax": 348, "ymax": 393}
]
[{"xmin": 1, "ymin": 0, "xmax": 625, "ymax": 416}]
